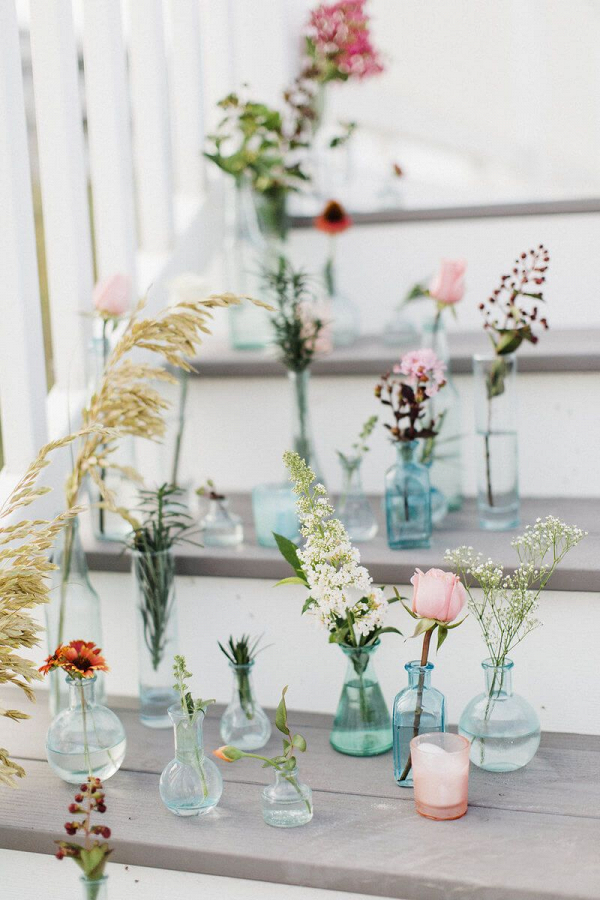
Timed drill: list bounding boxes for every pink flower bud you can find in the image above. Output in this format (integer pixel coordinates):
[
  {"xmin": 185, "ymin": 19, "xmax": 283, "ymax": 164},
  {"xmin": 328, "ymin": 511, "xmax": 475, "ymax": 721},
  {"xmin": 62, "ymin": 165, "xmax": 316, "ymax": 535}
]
[
  {"xmin": 410, "ymin": 568, "xmax": 466, "ymax": 623},
  {"xmin": 93, "ymin": 274, "xmax": 131, "ymax": 318}
]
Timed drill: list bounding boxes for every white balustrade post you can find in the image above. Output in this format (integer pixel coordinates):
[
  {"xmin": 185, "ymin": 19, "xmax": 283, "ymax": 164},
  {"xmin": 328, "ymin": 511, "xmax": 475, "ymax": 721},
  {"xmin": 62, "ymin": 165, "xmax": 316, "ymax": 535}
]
[
  {"xmin": 168, "ymin": 0, "xmax": 205, "ymax": 196},
  {"xmin": 83, "ymin": 0, "xmax": 137, "ymax": 285},
  {"xmin": 0, "ymin": 1, "xmax": 48, "ymax": 476},
  {"xmin": 129, "ymin": 0, "xmax": 174, "ymax": 251},
  {"xmin": 29, "ymin": 0, "xmax": 94, "ymax": 394}
]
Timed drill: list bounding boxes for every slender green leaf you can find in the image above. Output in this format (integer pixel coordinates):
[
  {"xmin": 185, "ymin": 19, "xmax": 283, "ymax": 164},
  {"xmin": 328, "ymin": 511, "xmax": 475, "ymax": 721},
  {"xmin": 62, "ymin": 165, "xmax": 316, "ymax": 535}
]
[
  {"xmin": 275, "ymin": 685, "xmax": 289, "ymax": 735},
  {"xmin": 273, "ymin": 532, "xmax": 304, "ymax": 578}
]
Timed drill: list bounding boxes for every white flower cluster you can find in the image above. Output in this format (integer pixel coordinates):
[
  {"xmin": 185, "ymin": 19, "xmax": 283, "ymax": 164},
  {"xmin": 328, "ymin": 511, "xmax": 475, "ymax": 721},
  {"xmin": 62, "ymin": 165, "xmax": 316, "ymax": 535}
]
[{"xmin": 283, "ymin": 451, "xmax": 388, "ymax": 641}]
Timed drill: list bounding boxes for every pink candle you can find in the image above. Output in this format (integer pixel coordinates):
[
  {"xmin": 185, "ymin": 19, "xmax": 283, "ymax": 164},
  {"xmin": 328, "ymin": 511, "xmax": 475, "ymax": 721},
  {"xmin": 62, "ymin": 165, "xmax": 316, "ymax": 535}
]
[{"xmin": 410, "ymin": 733, "xmax": 470, "ymax": 820}]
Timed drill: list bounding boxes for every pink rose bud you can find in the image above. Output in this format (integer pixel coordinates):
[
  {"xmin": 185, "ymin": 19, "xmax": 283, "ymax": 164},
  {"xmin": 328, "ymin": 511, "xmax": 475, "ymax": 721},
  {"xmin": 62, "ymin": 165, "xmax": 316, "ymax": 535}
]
[
  {"xmin": 93, "ymin": 274, "xmax": 131, "ymax": 318},
  {"xmin": 410, "ymin": 567, "xmax": 466, "ymax": 623},
  {"xmin": 429, "ymin": 259, "xmax": 466, "ymax": 306}
]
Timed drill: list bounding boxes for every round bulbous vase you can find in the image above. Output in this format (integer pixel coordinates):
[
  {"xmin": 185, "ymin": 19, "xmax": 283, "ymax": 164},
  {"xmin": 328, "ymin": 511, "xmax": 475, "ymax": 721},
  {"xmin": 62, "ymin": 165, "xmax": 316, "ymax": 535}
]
[
  {"xmin": 200, "ymin": 497, "xmax": 244, "ymax": 547},
  {"xmin": 392, "ymin": 661, "xmax": 446, "ymax": 787},
  {"xmin": 459, "ymin": 659, "xmax": 540, "ymax": 772},
  {"xmin": 220, "ymin": 661, "xmax": 272, "ymax": 751},
  {"xmin": 160, "ymin": 705, "xmax": 223, "ymax": 817},
  {"xmin": 81, "ymin": 875, "xmax": 108, "ymax": 900},
  {"xmin": 262, "ymin": 765, "xmax": 313, "ymax": 828},
  {"xmin": 330, "ymin": 642, "xmax": 392, "ymax": 757},
  {"xmin": 46, "ymin": 675, "xmax": 126, "ymax": 784}
]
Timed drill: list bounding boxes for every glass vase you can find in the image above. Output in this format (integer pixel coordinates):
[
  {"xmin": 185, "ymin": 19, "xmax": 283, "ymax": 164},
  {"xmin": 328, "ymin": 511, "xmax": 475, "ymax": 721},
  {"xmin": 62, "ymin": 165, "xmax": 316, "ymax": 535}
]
[
  {"xmin": 220, "ymin": 661, "xmax": 271, "ymax": 751},
  {"xmin": 133, "ymin": 549, "xmax": 178, "ymax": 728},
  {"xmin": 473, "ymin": 353, "xmax": 519, "ymax": 530},
  {"xmin": 459, "ymin": 658, "xmax": 540, "ymax": 772},
  {"xmin": 46, "ymin": 675, "xmax": 126, "ymax": 784},
  {"xmin": 225, "ymin": 179, "xmax": 273, "ymax": 350},
  {"xmin": 392, "ymin": 661, "xmax": 446, "ymax": 787},
  {"xmin": 330, "ymin": 642, "xmax": 392, "ymax": 757},
  {"xmin": 337, "ymin": 456, "xmax": 377, "ymax": 542},
  {"xmin": 288, "ymin": 369, "xmax": 323, "ymax": 480},
  {"xmin": 262, "ymin": 765, "xmax": 313, "ymax": 827},
  {"xmin": 81, "ymin": 875, "xmax": 108, "ymax": 900},
  {"xmin": 384, "ymin": 442, "xmax": 431, "ymax": 549},
  {"xmin": 324, "ymin": 248, "xmax": 359, "ymax": 348},
  {"xmin": 200, "ymin": 497, "xmax": 244, "ymax": 547},
  {"xmin": 159, "ymin": 705, "xmax": 223, "ymax": 816},
  {"xmin": 45, "ymin": 518, "xmax": 106, "ymax": 715},
  {"xmin": 253, "ymin": 187, "xmax": 288, "ymax": 244},
  {"xmin": 252, "ymin": 482, "xmax": 300, "ymax": 548},
  {"xmin": 420, "ymin": 318, "xmax": 463, "ymax": 513}
]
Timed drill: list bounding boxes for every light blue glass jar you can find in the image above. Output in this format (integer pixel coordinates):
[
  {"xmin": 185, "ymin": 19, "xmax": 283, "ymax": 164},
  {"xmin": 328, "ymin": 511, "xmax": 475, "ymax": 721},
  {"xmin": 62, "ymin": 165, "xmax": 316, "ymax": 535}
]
[
  {"xmin": 252, "ymin": 482, "xmax": 299, "ymax": 548},
  {"xmin": 220, "ymin": 661, "xmax": 272, "ymax": 751},
  {"xmin": 330, "ymin": 642, "xmax": 392, "ymax": 757},
  {"xmin": 385, "ymin": 442, "xmax": 432, "ymax": 549},
  {"xmin": 160, "ymin": 705, "xmax": 223, "ymax": 816},
  {"xmin": 392, "ymin": 661, "xmax": 445, "ymax": 787},
  {"xmin": 262, "ymin": 765, "xmax": 313, "ymax": 827},
  {"xmin": 459, "ymin": 658, "xmax": 540, "ymax": 772}
]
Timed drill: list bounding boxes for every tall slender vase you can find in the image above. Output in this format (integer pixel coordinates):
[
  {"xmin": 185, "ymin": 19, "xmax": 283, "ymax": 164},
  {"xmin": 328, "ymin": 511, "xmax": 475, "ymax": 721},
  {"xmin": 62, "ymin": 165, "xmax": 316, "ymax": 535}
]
[
  {"xmin": 46, "ymin": 518, "xmax": 106, "ymax": 715},
  {"xmin": 330, "ymin": 642, "xmax": 392, "ymax": 757},
  {"xmin": 253, "ymin": 188, "xmax": 289, "ymax": 244},
  {"xmin": 81, "ymin": 876, "xmax": 108, "ymax": 900},
  {"xmin": 384, "ymin": 442, "xmax": 431, "ymax": 549},
  {"xmin": 288, "ymin": 369, "xmax": 324, "ymax": 481},
  {"xmin": 459, "ymin": 658, "xmax": 540, "ymax": 772},
  {"xmin": 473, "ymin": 353, "xmax": 519, "ymax": 530},
  {"xmin": 324, "ymin": 241, "xmax": 360, "ymax": 348},
  {"xmin": 133, "ymin": 548, "xmax": 178, "ymax": 727},
  {"xmin": 337, "ymin": 455, "xmax": 377, "ymax": 542},
  {"xmin": 159, "ymin": 705, "xmax": 223, "ymax": 816},
  {"xmin": 392, "ymin": 661, "xmax": 445, "ymax": 787}
]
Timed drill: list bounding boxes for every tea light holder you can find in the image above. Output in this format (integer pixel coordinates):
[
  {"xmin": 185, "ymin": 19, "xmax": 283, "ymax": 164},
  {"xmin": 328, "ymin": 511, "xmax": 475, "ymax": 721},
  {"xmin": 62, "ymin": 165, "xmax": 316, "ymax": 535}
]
[{"xmin": 410, "ymin": 732, "xmax": 470, "ymax": 820}]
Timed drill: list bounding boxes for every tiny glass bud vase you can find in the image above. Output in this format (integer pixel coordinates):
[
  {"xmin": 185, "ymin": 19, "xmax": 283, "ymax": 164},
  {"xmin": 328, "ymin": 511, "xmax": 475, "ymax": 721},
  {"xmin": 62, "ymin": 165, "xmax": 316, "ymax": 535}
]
[
  {"xmin": 46, "ymin": 675, "xmax": 126, "ymax": 784},
  {"xmin": 393, "ymin": 661, "xmax": 445, "ymax": 787},
  {"xmin": 133, "ymin": 549, "xmax": 178, "ymax": 728},
  {"xmin": 200, "ymin": 496, "xmax": 244, "ymax": 547},
  {"xmin": 331, "ymin": 642, "xmax": 392, "ymax": 757},
  {"xmin": 160, "ymin": 705, "xmax": 223, "ymax": 816},
  {"xmin": 81, "ymin": 875, "xmax": 108, "ymax": 900},
  {"xmin": 337, "ymin": 455, "xmax": 378, "ymax": 542},
  {"xmin": 411, "ymin": 732, "xmax": 470, "ymax": 821},
  {"xmin": 473, "ymin": 352, "xmax": 519, "ymax": 530},
  {"xmin": 262, "ymin": 765, "xmax": 313, "ymax": 828},
  {"xmin": 220, "ymin": 661, "xmax": 272, "ymax": 751},
  {"xmin": 459, "ymin": 658, "xmax": 540, "ymax": 772},
  {"xmin": 385, "ymin": 441, "xmax": 432, "ymax": 549},
  {"xmin": 252, "ymin": 482, "xmax": 300, "ymax": 548}
]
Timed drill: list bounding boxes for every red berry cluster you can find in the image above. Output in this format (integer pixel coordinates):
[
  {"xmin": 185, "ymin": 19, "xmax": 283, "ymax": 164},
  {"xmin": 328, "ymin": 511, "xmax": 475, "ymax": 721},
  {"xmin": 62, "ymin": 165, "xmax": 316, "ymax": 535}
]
[{"xmin": 55, "ymin": 777, "xmax": 111, "ymax": 861}]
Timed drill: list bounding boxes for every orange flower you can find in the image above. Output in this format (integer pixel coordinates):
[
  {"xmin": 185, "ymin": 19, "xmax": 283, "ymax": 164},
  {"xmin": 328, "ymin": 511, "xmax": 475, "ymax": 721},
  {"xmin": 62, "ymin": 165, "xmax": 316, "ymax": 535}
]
[
  {"xmin": 314, "ymin": 200, "xmax": 353, "ymax": 235},
  {"xmin": 213, "ymin": 745, "xmax": 244, "ymax": 762},
  {"xmin": 39, "ymin": 640, "xmax": 109, "ymax": 679}
]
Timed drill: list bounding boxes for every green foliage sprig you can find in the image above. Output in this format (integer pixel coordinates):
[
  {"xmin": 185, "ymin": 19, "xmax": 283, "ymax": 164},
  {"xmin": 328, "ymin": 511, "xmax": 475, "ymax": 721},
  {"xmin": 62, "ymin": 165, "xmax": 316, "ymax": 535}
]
[
  {"xmin": 173, "ymin": 655, "xmax": 215, "ymax": 722},
  {"xmin": 336, "ymin": 415, "xmax": 378, "ymax": 474},
  {"xmin": 265, "ymin": 257, "xmax": 324, "ymax": 373},
  {"xmin": 218, "ymin": 635, "xmax": 271, "ymax": 720}
]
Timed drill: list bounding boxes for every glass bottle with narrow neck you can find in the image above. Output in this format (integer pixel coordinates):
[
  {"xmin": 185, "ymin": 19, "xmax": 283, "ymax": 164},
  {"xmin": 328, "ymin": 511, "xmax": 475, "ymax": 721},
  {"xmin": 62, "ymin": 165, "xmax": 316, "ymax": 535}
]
[
  {"xmin": 330, "ymin": 642, "xmax": 392, "ymax": 756},
  {"xmin": 262, "ymin": 764, "xmax": 313, "ymax": 827},
  {"xmin": 200, "ymin": 496, "xmax": 243, "ymax": 547},
  {"xmin": 459, "ymin": 658, "xmax": 540, "ymax": 772},
  {"xmin": 160, "ymin": 705, "xmax": 223, "ymax": 816},
  {"xmin": 324, "ymin": 237, "xmax": 360, "ymax": 348},
  {"xmin": 81, "ymin": 875, "xmax": 108, "ymax": 900},
  {"xmin": 392, "ymin": 661, "xmax": 445, "ymax": 786},
  {"xmin": 220, "ymin": 661, "xmax": 271, "ymax": 750},
  {"xmin": 288, "ymin": 368, "xmax": 324, "ymax": 481},
  {"xmin": 337, "ymin": 455, "xmax": 377, "ymax": 542},
  {"xmin": 384, "ymin": 441, "xmax": 431, "ymax": 549}
]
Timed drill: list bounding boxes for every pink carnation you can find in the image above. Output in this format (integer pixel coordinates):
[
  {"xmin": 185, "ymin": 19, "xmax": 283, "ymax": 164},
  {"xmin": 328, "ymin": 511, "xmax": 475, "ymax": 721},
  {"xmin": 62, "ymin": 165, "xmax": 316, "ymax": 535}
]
[
  {"xmin": 308, "ymin": 0, "xmax": 384, "ymax": 80},
  {"xmin": 393, "ymin": 349, "xmax": 446, "ymax": 397}
]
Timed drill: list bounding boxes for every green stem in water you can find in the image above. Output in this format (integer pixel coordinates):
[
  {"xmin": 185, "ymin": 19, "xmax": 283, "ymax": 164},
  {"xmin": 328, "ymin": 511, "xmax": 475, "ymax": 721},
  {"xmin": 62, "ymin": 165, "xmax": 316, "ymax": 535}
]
[
  {"xmin": 79, "ymin": 681, "xmax": 93, "ymax": 779},
  {"xmin": 399, "ymin": 627, "xmax": 432, "ymax": 782}
]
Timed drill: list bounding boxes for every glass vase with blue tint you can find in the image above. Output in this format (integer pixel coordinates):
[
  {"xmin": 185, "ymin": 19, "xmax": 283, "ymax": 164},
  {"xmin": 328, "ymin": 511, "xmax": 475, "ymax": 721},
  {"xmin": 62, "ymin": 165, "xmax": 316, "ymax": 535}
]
[
  {"xmin": 160, "ymin": 705, "xmax": 223, "ymax": 816},
  {"xmin": 200, "ymin": 496, "xmax": 244, "ymax": 547},
  {"xmin": 330, "ymin": 642, "xmax": 392, "ymax": 757},
  {"xmin": 337, "ymin": 454, "xmax": 378, "ymax": 542},
  {"xmin": 262, "ymin": 765, "xmax": 313, "ymax": 827},
  {"xmin": 459, "ymin": 658, "xmax": 540, "ymax": 772},
  {"xmin": 385, "ymin": 441, "xmax": 431, "ymax": 549},
  {"xmin": 393, "ymin": 661, "xmax": 445, "ymax": 786},
  {"xmin": 252, "ymin": 482, "xmax": 299, "ymax": 548}
]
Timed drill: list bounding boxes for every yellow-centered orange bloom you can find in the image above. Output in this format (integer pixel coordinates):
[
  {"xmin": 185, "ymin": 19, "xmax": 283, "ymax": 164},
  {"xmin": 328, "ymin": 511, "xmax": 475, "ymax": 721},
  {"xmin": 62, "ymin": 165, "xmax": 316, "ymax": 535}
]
[{"xmin": 39, "ymin": 640, "xmax": 109, "ymax": 679}]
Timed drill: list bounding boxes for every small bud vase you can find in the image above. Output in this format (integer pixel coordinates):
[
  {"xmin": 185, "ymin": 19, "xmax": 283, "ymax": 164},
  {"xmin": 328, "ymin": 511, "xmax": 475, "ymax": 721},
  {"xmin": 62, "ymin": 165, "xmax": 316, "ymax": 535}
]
[
  {"xmin": 337, "ymin": 455, "xmax": 377, "ymax": 542},
  {"xmin": 392, "ymin": 661, "xmax": 445, "ymax": 787},
  {"xmin": 330, "ymin": 642, "xmax": 392, "ymax": 757},
  {"xmin": 46, "ymin": 675, "xmax": 126, "ymax": 784},
  {"xmin": 160, "ymin": 704, "xmax": 223, "ymax": 816},
  {"xmin": 200, "ymin": 497, "xmax": 244, "ymax": 547},
  {"xmin": 262, "ymin": 765, "xmax": 313, "ymax": 827},
  {"xmin": 384, "ymin": 441, "xmax": 432, "ymax": 549},
  {"xmin": 81, "ymin": 875, "xmax": 108, "ymax": 900},
  {"xmin": 220, "ymin": 661, "xmax": 272, "ymax": 751},
  {"xmin": 458, "ymin": 658, "xmax": 540, "ymax": 772}
]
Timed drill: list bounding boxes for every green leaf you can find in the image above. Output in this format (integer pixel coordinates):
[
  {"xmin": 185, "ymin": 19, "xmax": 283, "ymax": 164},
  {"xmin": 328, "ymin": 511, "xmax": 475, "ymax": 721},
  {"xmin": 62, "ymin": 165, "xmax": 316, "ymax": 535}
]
[
  {"xmin": 275, "ymin": 686, "xmax": 289, "ymax": 736},
  {"xmin": 274, "ymin": 576, "xmax": 307, "ymax": 587},
  {"xmin": 445, "ymin": 615, "xmax": 468, "ymax": 630},
  {"xmin": 412, "ymin": 618, "xmax": 436, "ymax": 637},
  {"xmin": 283, "ymin": 756, "xmax": 297, "ymax": 771},
  {"xmin": 292, "ymin": 733, "xmax": 307, "ymax": 752},
  {"xmin": 302, "ymin": 596, "xmax": 317, "ymax": 614},
  {"xmin": 377, "ymin": 626, "xmax": 403, "ymax": 637},
  {"xmin": 273, "ymin": 532, "xmax": 304, "ymax": 578},
  {"xmin": 437, "ymin": 626, "xmax": 448, "ymax": 651}
]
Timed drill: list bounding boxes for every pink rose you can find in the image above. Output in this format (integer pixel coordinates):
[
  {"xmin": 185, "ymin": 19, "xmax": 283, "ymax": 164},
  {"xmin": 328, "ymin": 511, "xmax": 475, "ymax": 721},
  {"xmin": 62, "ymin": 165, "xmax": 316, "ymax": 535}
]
[
  {"xmin": 429, "ymin": 259, "xmax": 466, "ymax": 306},
  {"xmin": 410, "ymin": 568, "xmax": 466, "ymax": 623},
  {"xmin": 93, "ymin": 274, "xmax": 131, "ymax": 318}
]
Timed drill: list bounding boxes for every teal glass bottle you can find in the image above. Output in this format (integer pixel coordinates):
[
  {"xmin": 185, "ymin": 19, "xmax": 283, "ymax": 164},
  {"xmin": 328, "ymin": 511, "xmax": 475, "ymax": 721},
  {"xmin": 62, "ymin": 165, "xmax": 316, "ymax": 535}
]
[
  {"xmin": 330, "ymin": 642, "xmax": 392, "ymax": 756},
  {"xmin": 385, "ymin": 442, "xmax": 431, "ymax": 549},
  {"xmin": 81, "ymin": 875, "xmax": 108, "ymax": 900},
  {"xmin": 160, "ymin": 705, "xmax": 223, "ymax": 816},
  {"xmin": 393, "ymin": 661, "xmax": 445, "ymax": 786},
  {"xmin": 459, "ymin": 658, "xmax": 540, "ymax": 772}
]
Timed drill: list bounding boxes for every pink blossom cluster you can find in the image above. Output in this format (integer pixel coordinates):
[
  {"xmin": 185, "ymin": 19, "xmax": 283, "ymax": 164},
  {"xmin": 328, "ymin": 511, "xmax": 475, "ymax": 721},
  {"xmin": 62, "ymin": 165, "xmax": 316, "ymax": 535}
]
[
  {"xmin": 393, "ymin": 349, "xmax": 447, "ymax": 397},
  {"xmin": 308, "ymin": 0, "xmax": 384, "ymax": 80}
]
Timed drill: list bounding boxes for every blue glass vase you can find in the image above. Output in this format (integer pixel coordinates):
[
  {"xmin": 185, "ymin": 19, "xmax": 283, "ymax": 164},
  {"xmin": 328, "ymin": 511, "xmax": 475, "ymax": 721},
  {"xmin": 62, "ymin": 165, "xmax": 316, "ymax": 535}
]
[
  {"xmin": 392, "ymin": 661, "xmax": 445, "ymax": 787},
  {"xmin": 252, "ymin": 482, "xmax": 299, "ymax": 548},
  {"xmin": 330, "ymin": 642, "xmax": 392, "ymax": 757},
  {"xmin": 385, "ymin": 442, "xmax": 431, "ymax": 549},
  {"xmin": 459, "ymin": 658, "xmax": 540, "ymax": 772}
]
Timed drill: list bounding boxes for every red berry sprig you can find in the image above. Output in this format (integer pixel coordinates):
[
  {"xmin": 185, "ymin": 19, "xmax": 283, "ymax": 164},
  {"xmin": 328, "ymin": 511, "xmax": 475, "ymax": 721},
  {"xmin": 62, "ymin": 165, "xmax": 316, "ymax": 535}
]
[{"xmin": 55, "ymin": 776, "xmax": 112, "ymax": 878}]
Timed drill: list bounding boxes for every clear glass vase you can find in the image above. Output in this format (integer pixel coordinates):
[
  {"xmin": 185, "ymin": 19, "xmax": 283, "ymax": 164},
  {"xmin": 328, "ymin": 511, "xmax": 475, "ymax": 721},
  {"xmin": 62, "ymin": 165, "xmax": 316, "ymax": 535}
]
[
  {"xmin": 253, "ymin": 188, "xmax": 288, "ymax": 244},
  {"xmin": 473, "ymin": 353, "xmax": 519, "ymax": 530},
  {"xmin": 220, "ymin": 661, "xmax": 271, "ymax": 751},
  {"xmin": 420, "ymin": 319, "xmax": 463, "ymax": 513},
  {"xmin": 392, "ymin": 661, "xmax": 446, "ymax": 787},
  {"xmin": 459, "ymin": 658, "xmax": 540, "ymax": 772},
  {"xmin": 252, "ymin": 482, "xmax": 300, "ymax": 548},
  {"xmin": 288, "ymin": 369, "xmax": 323, "ymax": 480},
  {"xmin": 159, "ymin": 705, "xmax": 223, "ymax": 816},
  {"xmin": 46, "ymin": 675, "xmax": 126, "ymax": 784},
  {"xmin": 133, "ymin": 549, "xmax": 178, "ymax": 728},
  {"xmin": 200, "ymin": 497, "xmax": 244, "ymax": 547},
  {"xmin": 46, "ymin": 518, "xmax": 106, "ymax": 715},
  {"xmin": 330, "ymin": 642, "xmax": 392, "ymax": 757},
  {"xmin": 225, "ymin": 179, "xmax": 273, "ymax": 350},
  {"xmin": 384, "ymin": 442, "xmax": 432, "ymax": 549},
  {"xmin": 262, "ymin": 765, "xmax": 313, "ymax": 828},
  {"xmin": 324, "ymin": 250, "xmax": 359, "ymax": 348},
  {"xmin": 337, "ymin": 456, "xmax": 377, "ymax": 542},
  {"xmin": 81, "ymin": 875, "xmax": 108, "ymax": 900}
]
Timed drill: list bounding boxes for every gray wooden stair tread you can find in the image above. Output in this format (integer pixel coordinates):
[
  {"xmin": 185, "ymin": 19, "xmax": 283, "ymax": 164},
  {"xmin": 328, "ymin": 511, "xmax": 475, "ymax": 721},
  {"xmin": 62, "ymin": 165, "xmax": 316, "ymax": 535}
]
[{"xmin": 84, "ymin": 496, "xmax": 600, "ymax": 593}]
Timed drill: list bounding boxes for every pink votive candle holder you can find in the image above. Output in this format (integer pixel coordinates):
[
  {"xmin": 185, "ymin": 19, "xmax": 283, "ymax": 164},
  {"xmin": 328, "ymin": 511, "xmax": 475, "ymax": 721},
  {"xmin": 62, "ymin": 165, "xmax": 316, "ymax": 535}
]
[{"xmin": 410, "ymin": 732, "xmax": 470, "ymax": 821}]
